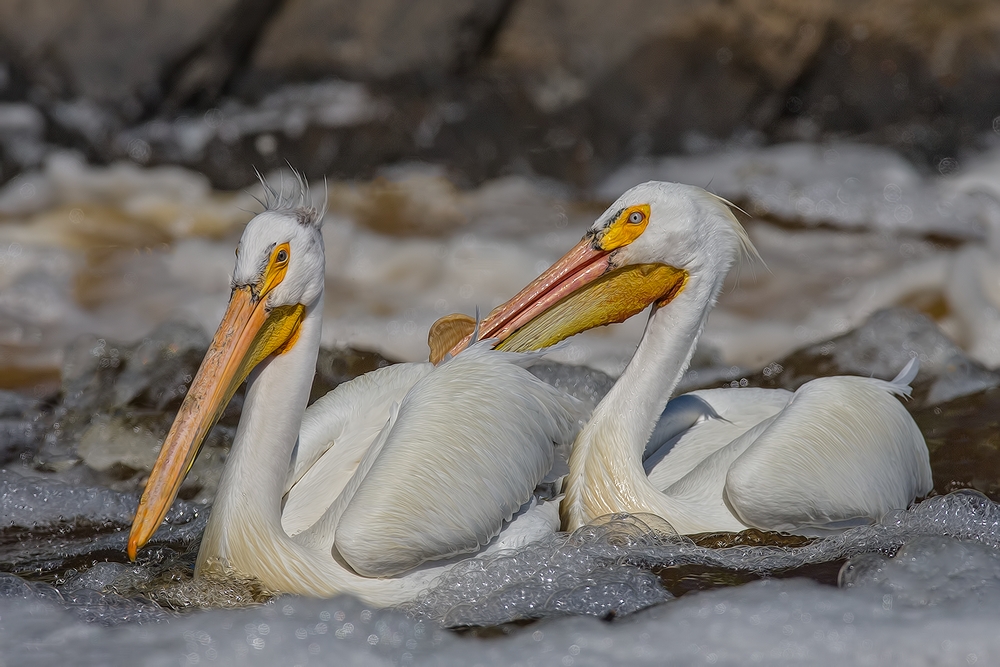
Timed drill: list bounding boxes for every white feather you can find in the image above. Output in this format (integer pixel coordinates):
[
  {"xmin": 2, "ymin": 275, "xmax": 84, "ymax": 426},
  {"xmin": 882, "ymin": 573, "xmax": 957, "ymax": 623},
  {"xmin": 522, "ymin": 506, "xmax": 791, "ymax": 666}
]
[
  {"xmin": 188, "ymin": 208, "xmax": 586, "ymax": 605},
  {"xmin": 563, "ymin": 182, "xmax": 932, "ymax": 535}
]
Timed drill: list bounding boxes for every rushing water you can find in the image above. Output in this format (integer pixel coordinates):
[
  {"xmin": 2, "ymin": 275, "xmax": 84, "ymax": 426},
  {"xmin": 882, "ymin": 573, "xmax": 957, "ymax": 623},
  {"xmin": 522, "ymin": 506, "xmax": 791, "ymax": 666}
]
[{"xmin": 3, "ymin": 138, "xmax": 1000, "ymax": 664}]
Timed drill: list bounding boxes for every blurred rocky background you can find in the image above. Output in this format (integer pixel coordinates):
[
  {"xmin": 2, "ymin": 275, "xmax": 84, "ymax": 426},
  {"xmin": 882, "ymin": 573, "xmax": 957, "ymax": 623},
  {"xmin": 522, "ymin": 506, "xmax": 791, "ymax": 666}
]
[{"xmin": 1, "ymin": 0, "xmax": 999, "ymax": 190}]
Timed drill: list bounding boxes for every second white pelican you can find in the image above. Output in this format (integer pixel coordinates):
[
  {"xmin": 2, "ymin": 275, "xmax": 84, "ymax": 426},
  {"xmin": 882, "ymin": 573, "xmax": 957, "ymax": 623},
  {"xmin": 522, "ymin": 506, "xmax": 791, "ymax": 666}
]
[
  {"xmin": 440, "ymin": 181, "xmax": 933, "ymax": 535},
  {"xmin": 127, "ymin": 197, "xmax": 585, "ymax": 606}
]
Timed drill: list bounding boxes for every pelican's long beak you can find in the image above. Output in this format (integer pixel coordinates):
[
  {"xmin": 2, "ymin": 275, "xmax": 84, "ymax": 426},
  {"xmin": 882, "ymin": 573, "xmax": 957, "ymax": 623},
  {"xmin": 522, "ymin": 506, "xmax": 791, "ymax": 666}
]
[
  {"xmin": 432, "ymin": 238, "xmax": 688, "ymax": 362},
  {"xmin": 127, "ymin": 287, "xmax": 304, "ymax": 559}
]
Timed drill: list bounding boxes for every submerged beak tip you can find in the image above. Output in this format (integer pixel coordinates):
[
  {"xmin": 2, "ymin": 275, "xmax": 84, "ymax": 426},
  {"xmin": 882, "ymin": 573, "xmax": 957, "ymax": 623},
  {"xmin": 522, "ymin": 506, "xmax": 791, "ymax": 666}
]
[
  {"xmin": 127, "ymin": 504, "xmax": 149, "ymax": 561},
  {"xmin": 126, "ymin": 529, "xmax": 140, "ymax": 561}
]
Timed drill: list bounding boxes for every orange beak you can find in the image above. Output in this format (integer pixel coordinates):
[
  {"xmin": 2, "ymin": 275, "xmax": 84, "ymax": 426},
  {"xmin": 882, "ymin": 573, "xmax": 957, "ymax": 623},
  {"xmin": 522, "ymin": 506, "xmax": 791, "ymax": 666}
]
[
  {"xmin": 127, "ymin": 287, "xmax": 303, "ymax": 560},
  {"xmin": 431, "ymin": 238, "xmax": 688, "ymax": 362}
]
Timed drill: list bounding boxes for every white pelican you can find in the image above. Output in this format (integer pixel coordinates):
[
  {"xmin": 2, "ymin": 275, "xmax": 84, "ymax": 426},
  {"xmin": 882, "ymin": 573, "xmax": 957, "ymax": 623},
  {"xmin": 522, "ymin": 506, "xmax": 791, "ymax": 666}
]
[
  {"xmin": 438, "ymin": 181, "xmax": 933, "ymax": 535},
  {"xmin": 127, "ymin": 195, "xmax": 584, "ymax": 605}
]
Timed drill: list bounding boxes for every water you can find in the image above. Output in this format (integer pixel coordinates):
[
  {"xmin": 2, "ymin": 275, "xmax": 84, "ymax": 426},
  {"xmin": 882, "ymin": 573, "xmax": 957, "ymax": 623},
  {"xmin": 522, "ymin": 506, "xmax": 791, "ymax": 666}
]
[
  {"xmin": 6, "ymin": 497, "xmax": 1000, "ymax": 665},
  {"xmin": 3, "ymin": 137, "xmax": 1000, "ymax": 664}
]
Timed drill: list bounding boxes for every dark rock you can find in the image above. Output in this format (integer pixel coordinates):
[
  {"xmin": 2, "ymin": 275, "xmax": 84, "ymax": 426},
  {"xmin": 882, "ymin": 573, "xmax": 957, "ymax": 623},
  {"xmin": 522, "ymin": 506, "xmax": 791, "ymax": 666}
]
[
  {"xmin": 0, "ymin": 390, "xmax": 42, "ymax": 465},
  {"xmin": 15, "ymin": 321, "xmax": 398, "ymax": 500},
  {"xmin": 3, "ymin": 0, "xmax": 998, "ymax": 190},
  {"xmin": 162, "ymin": 0, "xmax": 286, "ymax": 111},
  {"xmin": 0, "ymin": 0, "xmax": 240, "ymax": 118},
  {"xmin": 248, "ymin": 0, "xmax": 511, "ymax": 81},
  {"xmin": 913, "ymin": 388, "xmax": 1000, "ymax": 501},
  {"xmin": 310, "ymin": 346, "xmax": 396, "ymax": 403},
  {"xmin": 735, "ymin": 308, "xmax": 1000, "ymax": 408},
  {"xmin": 491, "ymin": 0, "xmax": 1000, "ymax": 172}
]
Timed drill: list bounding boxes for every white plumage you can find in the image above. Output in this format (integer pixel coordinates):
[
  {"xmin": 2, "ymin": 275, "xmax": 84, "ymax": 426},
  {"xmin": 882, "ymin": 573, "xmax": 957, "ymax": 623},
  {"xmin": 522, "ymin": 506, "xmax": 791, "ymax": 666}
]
[
  {"xmin": 129, "ymin": 203, "xmax": 584, "ymax": 606},
  {"xmin": 441, "ymin": 181, "xmax": 933, "ymax": 536},
  {"xmin": 632, "ymin": 361, "xmax": 930, "ymax": 534}
]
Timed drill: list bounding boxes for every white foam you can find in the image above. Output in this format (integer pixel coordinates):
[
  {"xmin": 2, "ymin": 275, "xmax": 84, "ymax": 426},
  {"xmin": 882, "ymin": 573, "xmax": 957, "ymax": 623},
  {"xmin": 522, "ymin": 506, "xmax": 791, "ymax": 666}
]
[
  {"xmin": 5, "ymin": 494, "xmax": 1000, "ymax": 664},
  {"xmin": 6, "ymin": 145, "xmax": 1000, "ymax": 380},
  {"xmin": 0, "ymin": 469, "xmax": 206, "ymax": 547},
  {"xmin": 600, "ymin": 142, "xmax": 986, "ymax": 239},
  {"xmin": 117, "ymin": 81, "xmax": 388, "ymax": 163}
]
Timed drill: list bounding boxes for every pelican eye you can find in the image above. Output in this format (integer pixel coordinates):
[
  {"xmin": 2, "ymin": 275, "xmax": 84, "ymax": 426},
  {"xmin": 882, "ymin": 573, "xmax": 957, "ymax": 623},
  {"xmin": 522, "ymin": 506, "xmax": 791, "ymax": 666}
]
[
  {"xmin": 598, "ymin": 203, "xmax": 651, "ymax": 251},
  {"xmin": 259, "ymin": 243, "xmax": 292, "ymax": 294}
]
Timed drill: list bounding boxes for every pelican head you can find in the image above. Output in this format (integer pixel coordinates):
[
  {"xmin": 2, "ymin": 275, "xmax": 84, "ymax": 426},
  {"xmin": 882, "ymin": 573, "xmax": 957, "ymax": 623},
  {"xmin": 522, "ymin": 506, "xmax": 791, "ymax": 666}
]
[
  {"xmin": 586, "ymin": 182, "xmax": 753, "ymax": 278},
  {"xmin": 128, "ymin": 204, "xmax": 325, "ymax": 559},
  {"xmin": 434, "ymin": 181, "xmax": 757, "ymax": 360},
  {"xmin": 234, "ymin": 208, "xmax": 326, "ymax": 310}
]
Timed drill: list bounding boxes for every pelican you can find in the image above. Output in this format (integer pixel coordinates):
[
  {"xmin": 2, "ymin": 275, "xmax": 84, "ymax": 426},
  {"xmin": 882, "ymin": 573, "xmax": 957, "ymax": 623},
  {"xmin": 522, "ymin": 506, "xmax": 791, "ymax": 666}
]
[
  {"xmin": 127, "ymin": 193, "xmax": 585, "ymax": 606},
  {"xmin": 438, "ymin": 181, "xmax": 932, "ymax": 535}
]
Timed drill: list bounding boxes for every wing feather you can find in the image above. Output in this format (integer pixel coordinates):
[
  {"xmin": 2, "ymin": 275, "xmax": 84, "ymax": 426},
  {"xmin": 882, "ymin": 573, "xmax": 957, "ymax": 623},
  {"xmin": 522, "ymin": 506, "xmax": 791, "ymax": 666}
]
[
  {"xmin": 281, "ymin": 363, "xmax": 434, "ymax": 537},
  {"xmin": 334, "ymin": 345, "xmax": 586, "ymax": 577},
  {"xmin": 723, "ymin": 375, "xmax": 932, "ymax": 532}
]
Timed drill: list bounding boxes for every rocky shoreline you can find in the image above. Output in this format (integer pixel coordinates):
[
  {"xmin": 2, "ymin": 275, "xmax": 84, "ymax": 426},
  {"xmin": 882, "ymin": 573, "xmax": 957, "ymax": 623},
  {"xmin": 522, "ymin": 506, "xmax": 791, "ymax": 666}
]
[{"xmin": 2, "ymin": 0, "xmax": 1000, "ymax": 190}]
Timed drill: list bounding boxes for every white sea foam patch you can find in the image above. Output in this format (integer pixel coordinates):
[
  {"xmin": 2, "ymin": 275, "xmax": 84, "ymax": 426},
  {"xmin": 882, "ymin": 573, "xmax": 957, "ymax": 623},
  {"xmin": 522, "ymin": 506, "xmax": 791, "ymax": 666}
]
[
  {"xmin": 599, "ymin": 141, "xmax": 1000, "ymax": 369},
  {"xmin": 3, "ymin": 493, "xmax": 1000, "ymax": 665},
  {"xmin": 0, "ymin": 157, "xmax": 645, "ymax": 378},
  {"xmin": 403, "ymin": 491, "xmax": 1000, "ymax": 627},
  {"xmin": 599, "ymin": 141, "xmax": 987, "ymax": 239},
  {"xmin": 4, "ymin": 145, "xmax": 1000, "ymax": 385}
]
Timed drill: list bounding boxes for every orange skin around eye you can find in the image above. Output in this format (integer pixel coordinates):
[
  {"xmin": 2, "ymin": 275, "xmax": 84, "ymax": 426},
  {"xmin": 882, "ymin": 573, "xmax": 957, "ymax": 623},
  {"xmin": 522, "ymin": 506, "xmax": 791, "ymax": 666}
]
[{"xmin": 597, "ymin": 204, "xmax": 651, "ymax": 251}]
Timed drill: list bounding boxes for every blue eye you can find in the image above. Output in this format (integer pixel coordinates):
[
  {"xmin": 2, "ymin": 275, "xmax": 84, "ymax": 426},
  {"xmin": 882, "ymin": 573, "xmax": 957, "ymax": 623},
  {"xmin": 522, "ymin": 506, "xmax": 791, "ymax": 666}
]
[
  {"xmin": 628, "ymin": 211, "xmax": 644, "ymax": 224},
  {"xmin": 277, "ymin": 249, "xmax": 288, "ymax": 263}
]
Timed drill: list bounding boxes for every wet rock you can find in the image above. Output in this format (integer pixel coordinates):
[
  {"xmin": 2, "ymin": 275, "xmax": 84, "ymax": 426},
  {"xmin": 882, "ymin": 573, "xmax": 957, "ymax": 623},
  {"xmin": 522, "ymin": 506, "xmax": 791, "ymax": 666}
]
[
  {"xmin": 249, "ymin": 0, "xmax": 510, "ymax": 80},
  {"xmin": 0, "ymin": 390, "xmax": 42, "ymax": 465},
  {"xmin": 0, "ymin": 469, "xmax": 207, "ymax": 579},
  {"xmin": 19, "ymin": 321, "xmax": 396, "ymax": 499},
  {"xmin": 113, "ymin": 80, "xmax": 391, "ymax": 182},
  {"xmin": 912, "ymin": 387, "xmax": 1000, "ymax": 500},
  {"xmin": 786, "ymin": 3, "xmax": 1000, "ymax": 156},
  {"xmin": 527, "ymin": 360, "xmax": 615, "ymax": 410},
  {"xmin": 0, "ymin": 0, "xmax": 239, "ymax": 118},
  {"xmin": 736, "ymin": 307, "xmax": 1000, "ymax": 408},
  {"xmin": 0, "ymin": 0, "xmax": 998, "ymax": 190},
  {"xmin": 76, "ymin": 415, "xmax": 167, "ymax": 474},
  {"xmin": 59, "ymin": 321, "xmax": 209, "ymax": 416},
  {"xmin": 492, "ymin": 0, "xmax": 1000, "ymax": 169},
  {"xmin": 310, "ymin": 346, "xmax": 396, "ymax": 403},
  {"xmin": 27, "ymin": 323, "xmax": 230, "ymax": 498},
  {"xmin": 493, "ymin": 0, "xmax": 826, "ymax": 115},
  {"xmin": 109, "ymin": 322, "xmax": 211, "ymax": 410}
]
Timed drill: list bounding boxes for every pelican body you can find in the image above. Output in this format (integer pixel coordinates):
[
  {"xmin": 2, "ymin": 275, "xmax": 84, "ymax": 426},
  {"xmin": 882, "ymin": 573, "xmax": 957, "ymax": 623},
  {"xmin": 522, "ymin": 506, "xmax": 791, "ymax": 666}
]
[
  {"xmin": 439, "ymin": 181, "xmax": 932, "ymax": 535},
  {"xmin": 128, "ymin": 199, "xmax": 583, "ymax": 605}
]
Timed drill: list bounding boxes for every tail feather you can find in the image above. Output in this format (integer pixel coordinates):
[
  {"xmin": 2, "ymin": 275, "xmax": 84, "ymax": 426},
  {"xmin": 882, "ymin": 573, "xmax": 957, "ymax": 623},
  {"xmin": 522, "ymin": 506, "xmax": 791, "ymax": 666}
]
[{"xmin": 872, "ymin": 356, "xmax": 919, "ymax": 398}]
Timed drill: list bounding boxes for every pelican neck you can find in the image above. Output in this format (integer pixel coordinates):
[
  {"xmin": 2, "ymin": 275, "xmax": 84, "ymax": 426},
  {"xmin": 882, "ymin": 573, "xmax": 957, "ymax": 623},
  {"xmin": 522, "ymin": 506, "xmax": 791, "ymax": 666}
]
[{"xmin": 198, "ymin": 296, "xmax": 323, "ymax": 562}]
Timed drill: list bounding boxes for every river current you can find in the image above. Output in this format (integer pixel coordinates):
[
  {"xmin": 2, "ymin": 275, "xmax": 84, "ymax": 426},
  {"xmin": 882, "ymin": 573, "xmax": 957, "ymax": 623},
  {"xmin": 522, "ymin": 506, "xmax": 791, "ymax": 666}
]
[{"xmin": 3, "ymin": 138, "xmax": 1000, "ymax": 665}]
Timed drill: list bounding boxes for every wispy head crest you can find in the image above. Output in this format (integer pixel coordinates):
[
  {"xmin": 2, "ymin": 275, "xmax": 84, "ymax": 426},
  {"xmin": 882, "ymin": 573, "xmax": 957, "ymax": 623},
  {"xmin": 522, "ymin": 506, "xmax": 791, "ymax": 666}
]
[
  {"xmin": 251, "ymin": 165, "xmax": 328, "ymax": 228},
  {"xmin": 705, "ymin": 191, "xmax": 766, "ymax": 281}
]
